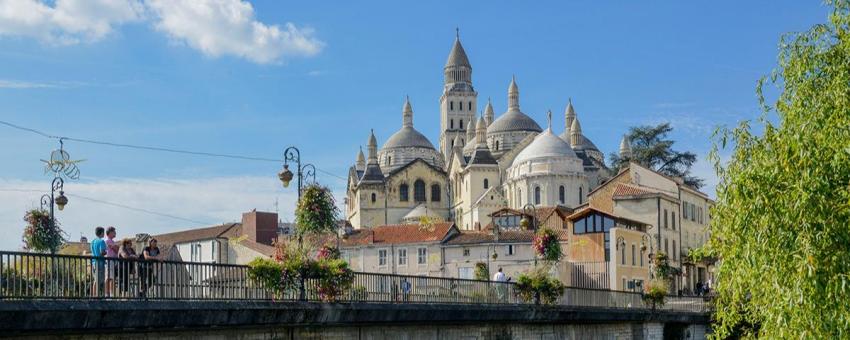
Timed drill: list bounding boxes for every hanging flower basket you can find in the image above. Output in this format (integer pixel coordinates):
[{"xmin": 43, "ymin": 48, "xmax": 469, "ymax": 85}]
[
  {"xmin": 22, "ymin": 209, "xmax": 65, "ymax": 253},
  {"xmin": 532, "ymin": 228, "xmax": 562, "ymax": 263},
  {"xmin": 295, "ymin": 184, "xmax": 340, "ymax": 236}
]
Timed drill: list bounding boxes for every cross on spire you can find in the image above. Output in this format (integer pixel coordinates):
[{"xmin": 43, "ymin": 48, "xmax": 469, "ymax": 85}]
[{"xmin": 456, "ymin": 27, "xmax": 459, "ymax": 39}]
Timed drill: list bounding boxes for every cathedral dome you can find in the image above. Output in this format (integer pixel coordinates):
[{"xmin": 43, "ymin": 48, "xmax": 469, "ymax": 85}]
[
  {"xmin": 487, "ymin": 109, "xmax": 542, "ymax": 134},
  {"xmin": 512, "ymin": 129, "xmax": 577, "ymax": 166},
  {"xmin": 382, "ymin": 127, "xmax": 436, "ymax": 150}
]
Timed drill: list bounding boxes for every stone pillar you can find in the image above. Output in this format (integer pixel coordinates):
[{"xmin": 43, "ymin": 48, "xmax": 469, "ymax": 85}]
[{"xmin": 640, "ymin": 322, "xmax": 664, "ymax": 340}]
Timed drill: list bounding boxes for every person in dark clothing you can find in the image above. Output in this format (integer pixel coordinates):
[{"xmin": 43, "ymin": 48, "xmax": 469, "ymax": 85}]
[{"xmin": 138, "ymin": 239, "xmax": 161, "ymax": 298}]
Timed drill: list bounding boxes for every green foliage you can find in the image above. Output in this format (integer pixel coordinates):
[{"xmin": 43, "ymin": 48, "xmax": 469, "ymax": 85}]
[
  {"xmin": 294, "ymin": 184, "xmax": 340, "ymax": 236},
  {"xmin": 532, "ymin": 228, "xmax": 562, "ymax": 263},
  {"xmin": 609, "ymin": 122, "xmax": 703, "ymax": 188},
  {"xmin": 474, "ymin": 262, "xmax": 489, "ymax": 281},
  {"xmin": 249, "ymin": 243, "xmax": 354, "ymax": 302},
  {"xmin": 246, "ymin": 257, "xmax": 284, "ymax": 297},
  {"xmin": 642, "ymin": 279, "xmax": 669, "ymax": 310},
  {"xmin": 515, "ymin": 267, "xmax": 566, "ymax": 305},
  {"xmin": 652, "ymin": 252, "xmax": 680, "ymax": 280},
  {"xmin": 350, "ymin": 285, "xmax": 368, "ymax": 301},
  {"xmin": 22, "ymin": 209, "xmax": 65, "ymax": 253},
  {"xmin": 707, "ymin": 2, "xmax": 850, "ymax": 337}
]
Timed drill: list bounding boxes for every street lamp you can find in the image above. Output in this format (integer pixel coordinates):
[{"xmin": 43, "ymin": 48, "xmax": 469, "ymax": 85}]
[
  {"xmin": 278, "ymin": 146, "xmax": 316, "ymax": 200},
  {"xmin": 39, "ymin": 176, "xmax": 66, "ymax": 254},
  {"xmin": 521, "ymin": 203, "xmax": 537, "ymax": 230},
  {"xmin": 641, "ymin": 233, "xmax": 654, "ymax": 279}
]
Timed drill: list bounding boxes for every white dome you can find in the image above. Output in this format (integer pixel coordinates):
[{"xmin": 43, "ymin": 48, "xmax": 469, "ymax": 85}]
[{"xmin": 512, "ymin": 129, "xmax": 577, "ymax": 166}]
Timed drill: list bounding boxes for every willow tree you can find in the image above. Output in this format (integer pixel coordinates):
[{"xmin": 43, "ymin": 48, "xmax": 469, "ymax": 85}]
[{"xmin": 708, "ymin": 1, "xmax": 850, "ymax": 338}]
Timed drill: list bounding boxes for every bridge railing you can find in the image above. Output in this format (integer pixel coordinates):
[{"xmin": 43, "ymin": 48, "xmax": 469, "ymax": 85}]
[{"xmin": 0, "ymin": 251, "xmax": 709, "ymax": 312}]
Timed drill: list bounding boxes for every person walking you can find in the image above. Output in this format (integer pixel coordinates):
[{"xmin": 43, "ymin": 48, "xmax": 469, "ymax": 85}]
[
  {"xmin": 139, "ymin": 238, "xmax": 161, "ymax": 298},
  {"xmin": 117, "ymin": 239, "xmax": 137, "ymax": 297},
  {"xmin": 493, "ymin": 268, "xmax": 507, "ymax": 302},
  {"xmin": 89, "ymin": 227, "xmax": 107, "ymax": 297},
  {"xmin": 104, "ymin": 227, "xmax": 119, "ymax": 297}
]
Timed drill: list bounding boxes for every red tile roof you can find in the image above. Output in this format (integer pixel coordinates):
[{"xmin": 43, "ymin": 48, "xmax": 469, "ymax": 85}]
[
  {"xmin": 612, "ymin": 183, "xmax": 657, "ymax": 198},
  {"xmin": 341, "ymin": 223, "xmax": 456, "ymax": 246}
]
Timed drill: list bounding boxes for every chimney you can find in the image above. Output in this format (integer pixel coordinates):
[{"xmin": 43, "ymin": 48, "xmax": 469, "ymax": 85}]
[{"xmin": 242, "ymin": 210, "xmax": 279, "ymax": 246}]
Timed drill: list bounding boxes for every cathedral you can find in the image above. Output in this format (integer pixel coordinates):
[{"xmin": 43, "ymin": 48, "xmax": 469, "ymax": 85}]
[{"xmin": 346, "ymin": 34, "xmax": 615, "ymax": 230}]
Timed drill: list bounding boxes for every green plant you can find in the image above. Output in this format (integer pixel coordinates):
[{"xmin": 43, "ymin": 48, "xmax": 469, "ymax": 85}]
[
  {"xmin": 532, "ymin": 228, "xmax": 562, "ymax": 263},
  {"xmin": 251, "ymin": 243, "xmax": 355, "ymax": 302},
  {"xmin": 247, "ymin": 258, "xmax": 284, "ymax": 296},
  {"xmin": 22, "ymin": 209, "xmax": 65, "ymax": 253},
  {"xmin": 350, "ymin": 285, "xmax": 368, "ymax": 301},
  {"xmin": 515, "ymin": 268, "xmax": 565, "ymax": 305},
  {"xmin": 294, "ymin": 184, "xmax": 340, "ymax": 236},
  {"xmin": 474, "ymin": 262, "xmax": 489, "ymax": 281},
  {"xmin": 706, "ymin": 1, "xmax": 850, "ymax": 337},
  {"xmin": 652, "ymin": 252, "xmax": 679, "ymax": 280},
  {"xmin": 608, "ymin": 122, "xmax": 703, "ymax": 188},
  {"xmin": 642, "ymin": 279, "xmax": 668, "ymax": 310}
]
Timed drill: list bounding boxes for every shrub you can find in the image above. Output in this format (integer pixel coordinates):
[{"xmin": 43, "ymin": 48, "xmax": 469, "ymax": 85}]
[
  {"xmin": 532, "ymin": 228, "xmax": 562, "ymax": 263},
  {"xmin": 474, "ymin": 262, "xmax": 489, "ymax": 281},
  {"xmin": 643, "ymin": 279, "xmax": 668, "ymax": 310},
  {"xmin": 247, "ymin": 258, "xmax": 284, "ymax": 297},
  {"xmin": 294, "ymin": 184, "xmax": 340, "ymax": 236},
  {"xmin": 515, "ymin": 268, "xmax": 565, "ymax": 305}
]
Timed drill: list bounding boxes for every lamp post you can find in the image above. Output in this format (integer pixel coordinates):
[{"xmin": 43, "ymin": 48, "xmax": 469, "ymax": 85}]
[
  {"xmin": 641, "ymin": 233, "xmax": 655, "ymax": 280},
  {"xmin": 277, "ymin": 146, "xmax": 316, "ymax": 200},
  {"xmin": 520, "ymin": 203, "xmax": 537, "ymax": 230},
  {"xmin": 39, "ymin": 177, "xmax": 68, "ymax": 254}
]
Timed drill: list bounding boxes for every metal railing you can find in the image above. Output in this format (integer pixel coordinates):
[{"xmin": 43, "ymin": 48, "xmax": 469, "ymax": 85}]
[{"xmin": 0, "ymin": 251, "xmax": 710, "ymax": 312}]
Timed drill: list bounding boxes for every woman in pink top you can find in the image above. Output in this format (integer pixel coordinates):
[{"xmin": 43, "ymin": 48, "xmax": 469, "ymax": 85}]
[{"xmin": 104, "ymin": 226, "xmax": 119, "ymax": 297}]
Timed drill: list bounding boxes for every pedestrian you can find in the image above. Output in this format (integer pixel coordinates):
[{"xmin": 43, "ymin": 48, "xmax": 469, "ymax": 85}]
[
  {"xmin": 89, "ymin": 227, "xmax": 107, "ymax": 297},
  {"xmin": 104, "ymin": 227, "xmax": 119, "ymax": 297},
  {"xmin": 493, "ymin": 267, "xmax": 507, "ymax": 301},
  {"xmin": 118, "ymin": 239, "xmax": 137, "ymax": 296},
  {"xmin": 400, "ymin": 278, "xmax": 411, "ymax": 302},
  {"xmin": 139, "ymin": 238, "xmax": 161, "ymax": 298}
]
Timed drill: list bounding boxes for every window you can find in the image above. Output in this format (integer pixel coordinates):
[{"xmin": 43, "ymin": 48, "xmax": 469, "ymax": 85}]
[
  {"xmin": 399, "ymin": 184, "xmax": 409, "ymax": 202},
  {"xmin": 534, "ymin": 186, "xmax": 541, "ymax": 205},
  {"xmin": 418, "ymin": 248, "xmax": 427, "ymax": 264},
  {"xmin": 507, "ymin": 244, "xmax": 515, "ymax": 255},
  {"xmin": 414, "ymin": 180, "xmax": 426, "ymax": 202},
  {"xmin": 463, "ymin": 248, "xmax": 470, "ymax": 256},
  {"xmin": 672, "ymin": 212, "xmax": 676, "ymax": 230},
  {"xmin": 664, "ymin": 209, "xmax": 669, "ymax": 229},
  {"xmin": 460, "ymin": 119, "xmax": 463, "ymax": 128},
  {"xmin": 398, "ymin": 248, "xmax": 407, "ymax": 266},
  {"xmin": 387, "ymin": 156, "xmax": 392, "ymax": 165},
  {"xmin": 631, "ymin": 244, "xmax": 636, "ymax": 266},
  {"xmin": 683, "ymin": 202, "xmax": 688, "ymax": 219},
  {"xmin": 664, "ymin": 238, "xmax": 669, "ymax": 255},
  {"xmin": 579, "ymin": 187, "xmax": 583, "ymax": 204},
  {"xmin": 574, "ymin": 217, "xmax": 586, "ymax": 234},
  {"xmin": 621, "ymin": 244, "xmax": 626, "ymax": 265},
  {"xmin": 558, "ymin": 186, "xmax": 565, "ymax": 204},
  {"xmin": 431, "ymin": 184, "xmax": 441, "ymax": 202},
  {"xmin": 459, "ymin": 102, "xmax": 463, "ymax": 111},
  {"xmin": 458, "ymin": 267, "xmax": 473, "ymax": 279},
  {"xmin": 371, "ymin": 193, "xmax": 376, "ymax": 203},
  {"xmin": 495, "ymin": 141, "xmax": 499, "ymax": 150},
  {"xmin": 468, "ymin": 101, "xmax": 472, "ymax": 111},
  {"xmin": 672, "ymin": 240, "xmax": 677, "ymax": 261},
  {"xmin": 450, "ymin": 101, "xmax": 454, "ymax": 111},
  {"xmin": 699, "ymin": 207, "xmax": 703, "ymax": 224},
  {"xmin": 640, "ymin": 248, "xmax": 645, "ymax": 267},
  {"xmin": 378, "ymin": 249, "xmax": 387, "ymax": 266},
  {"xmin": 450, "ymin": 119, "xmax": 454, "ymax": 129},
  {"xmin": 483, "ymin": 178, "xmax": 489, "ymax": 189}
]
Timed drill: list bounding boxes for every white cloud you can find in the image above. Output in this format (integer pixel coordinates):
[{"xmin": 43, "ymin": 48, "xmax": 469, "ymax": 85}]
[
  {"xmin": 0, "ymin": 176, "xmax": 344, "ymax": 251},
  {"xmin": 0, "ymin": 0, "xmax": 144, "ymax": 45},
  {"xmin": 145, "ymin": 0, "xmax": 323, "ymax": 64},
  {"xmin": 0, "ymin": 0, "xmax": 323, "ymax": 64},
  {"xmin": 0, "ymin": 79, "xmax": 88, "ymax": 89}
]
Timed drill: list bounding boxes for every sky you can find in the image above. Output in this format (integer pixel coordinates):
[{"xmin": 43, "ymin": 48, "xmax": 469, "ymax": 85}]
[{"xmin": 0, "ymin": 0, "xmax": 830, "ymax": 250}]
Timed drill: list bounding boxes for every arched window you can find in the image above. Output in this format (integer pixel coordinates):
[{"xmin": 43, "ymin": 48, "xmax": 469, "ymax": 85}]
[
  {"xmin": 450, "ymin": 101, "xmax": 454, "ymax": 111},
  {"xmin": 579, "ymin": 187, "xmax": 583, "ymax": 204},
  {"xmin": 558, "ymin": 185, "xmax": 565, "ymax": 204},
  {"xmin": 450, "ymin": 119, "xmax": 454, "ymax": 129},
  {"xmin": 414, "ymin": 180, "xmax": 426, "ymax": 202},
  {"xmin": 483, "ymin": 178, "xmax": 489, "ymax": 189},
  {"xmin": 495, "ymin": 141, "xmax": 499, "ymax": 150},
  {"xmin": 534, "ymin": 186, "xmax": 541, "ymax": 205},
  {"xmin": 468, "ymin": 101, "xmax": 472, "ymax": 111},
  {"xmin": 460, "ymin": 120, "xmax": 463, "ymax": 129},
  {"xmin": 399, "ymin": 184, "xmax": 409, "ymax": 202},
  {"xmin": 459, "ymin": 102, "xmax": 463, "ymax": 111},
  {"xmin": 387, "ymin": 156, "xmax": 391, "ymax": 165},
  {"xmin": 371, "ymin": 193, "xmax": 376, "ymax": 203},
  {"xmin": 431, "ymin": 184, "xmax": 441, "ymax": 202}
]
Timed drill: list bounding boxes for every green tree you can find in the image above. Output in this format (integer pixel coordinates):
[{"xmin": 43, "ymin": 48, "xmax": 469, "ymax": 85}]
[
  {"xmin": 609, "ymin": 123, "xmax": 704, "ymax": 188},
  {"xmin": 707, "ymin": 1, "xmax": 850, "ymax": 338}
]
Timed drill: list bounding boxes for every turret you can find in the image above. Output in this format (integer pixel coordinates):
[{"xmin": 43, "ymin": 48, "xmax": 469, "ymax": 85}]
[
  {"xmin": 402, "ymin": 96, "xmax": 413, "ymax": 128},
  {"xmin": 355, "ymin": 146, "xmax": 365, "ymax": 171},
  {"xmin": 484, "ymin": 98, "xmax": 494, "ymax": 126},
  {"xmin": 367, "ymin": 129, "xmax": 378, "ymax": 164},
  {"xmin": 619, "ymin": 135, "xmax": 632, "ymax": 159},
  {"xmin": 564, "ymin": 98, "xmax": 576, "ymax": 136},
  {"xmin": 570, "ymin": 116, "xmax": 582, "ymax": 147},
  {"xmin": 475, "ymin": 115, "xmax": 487, "ymax": 144},
  {"xmin": 508, "ymin": 76, "xmax": 520, "ymax": 110}
]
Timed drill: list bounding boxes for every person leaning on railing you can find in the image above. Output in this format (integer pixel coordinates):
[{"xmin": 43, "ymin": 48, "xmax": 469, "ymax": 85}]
[
  {"xmin": 89, "ymin": 227, "xmax": 107, "ymax": 297},
  {"xmin": 118, "ymin": 239, "xmax": 138, "ymax": 297},
  {"xmin": 138, "ymin": 239, "xmax": 161, "ymax": 298}
]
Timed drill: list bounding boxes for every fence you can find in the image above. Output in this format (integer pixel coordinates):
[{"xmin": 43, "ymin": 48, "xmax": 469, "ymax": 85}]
[{"xmin": 0, "ymin": 251, "xmax": 710, "ymax": 312}]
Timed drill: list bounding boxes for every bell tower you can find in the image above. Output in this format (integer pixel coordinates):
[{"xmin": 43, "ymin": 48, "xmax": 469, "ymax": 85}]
[{"xmin": 439, "ymin": 29, "xmax": 477, "ymax": 162}]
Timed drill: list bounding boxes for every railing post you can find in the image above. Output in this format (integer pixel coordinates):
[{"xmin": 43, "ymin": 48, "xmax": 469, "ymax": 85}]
[{"xmin": 298, "ymin": 268, "xmax": 306, "ymax": 301}]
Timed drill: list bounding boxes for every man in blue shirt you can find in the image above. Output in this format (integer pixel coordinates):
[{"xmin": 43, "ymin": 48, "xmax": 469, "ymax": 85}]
[{"xmin": 90, "ymin": 227, "xmax": 106, "ymax": 296}]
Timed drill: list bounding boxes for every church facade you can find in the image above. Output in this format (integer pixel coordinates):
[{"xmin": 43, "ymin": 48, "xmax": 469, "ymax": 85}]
[{"xmin": 346, "ymin": 34, "xmax": 614, "ymax": 230}]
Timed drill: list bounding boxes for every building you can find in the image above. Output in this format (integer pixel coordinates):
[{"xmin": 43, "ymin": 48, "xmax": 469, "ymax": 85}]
[{"xmin": 346, "ymin": 33, "xmax": 612, "ymax": 231}]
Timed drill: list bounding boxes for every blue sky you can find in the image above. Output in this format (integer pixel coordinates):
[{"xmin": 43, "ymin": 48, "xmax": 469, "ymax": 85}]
[{"xmin": 0, "ymin": 0, "xmax": 829, "ymax": 249}]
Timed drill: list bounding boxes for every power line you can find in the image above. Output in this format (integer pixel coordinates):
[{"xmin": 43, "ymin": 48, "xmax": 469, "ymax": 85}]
[
  {"xmin": 0, "ymin": 187, "xmax": 214, "ymax": 225},
  {"xmin": 0, "ymin": 119, "xmax": 348, "ymax": 182}
]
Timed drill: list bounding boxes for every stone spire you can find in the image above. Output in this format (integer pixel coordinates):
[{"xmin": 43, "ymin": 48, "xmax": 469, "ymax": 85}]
[
  {"xmin": 465, "ymin": 116, "xmax": 475, "ymax": 144},
  {"xmin": 564, "ymin": 98, "xmax": 576, "ymax": 136},
  {"xmin": 570, "ymin": 116, "xmax": 582, "ymax": 147},
  {"xmin": 484, "ymin": 98, "xmax": 494, "ymax": 126},
  {"xmin": 619, "ymin": 135, "xmax": 632, "ymax": 159},
  {"xmin": 476, "ymin": 115, "xmax": 487, "ymax": 144},
  {"xmin": 367, "ymin": 129, "xmax": 378, "ymax": 164},
  {"xmin": 356, "ymin": 146, "xmax": 365, "ymax": 171},
  {"xmin": 546, "ymin": 110, "xmax": 553, "ymax": 132},
  {"xmin": 402, "ymin": 96, "xmax": 413, "ymax": 128},
  {"xmin": 508, "ymin": 76, "xmax": 520, "ymax": 110},
  {"xmin": 453, "ymin": 134, "xmax": 462, "ymax": 149}
]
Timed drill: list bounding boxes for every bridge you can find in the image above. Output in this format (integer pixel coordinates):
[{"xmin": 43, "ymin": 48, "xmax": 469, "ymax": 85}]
[{"xmin": 0, "ymin": 251, "xmax": 711, "ymax": 339}]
